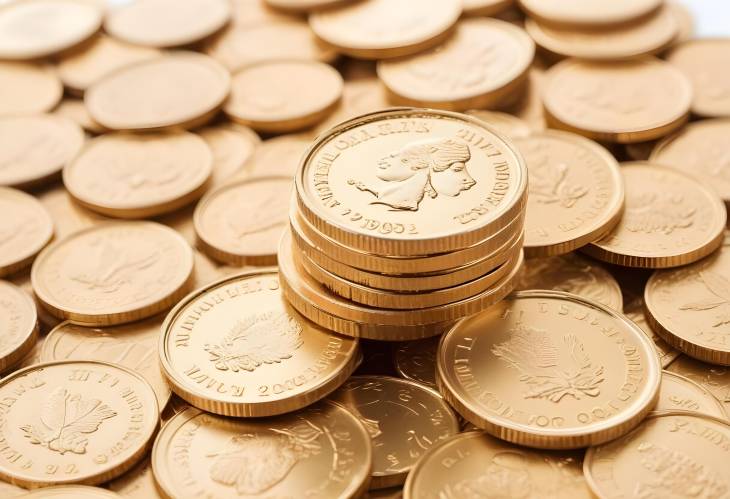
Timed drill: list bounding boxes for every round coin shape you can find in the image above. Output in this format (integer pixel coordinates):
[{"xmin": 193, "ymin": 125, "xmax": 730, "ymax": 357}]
[
  {"xmin": 152, "ymin": 403, "xmax": 372, "ymax": 498},
  {"xmin": 437, "ymin": 290, "xmax": 662, "ymax": 449},
  {"xmin": 465, "ymin": 110, "xmax": 532, "ymax": 139},
  {"xmin": 53, "ymin": 99, "xmax": 104, "ymax": 134},
  {"xmin": 624, "ymin": 294, "xmax": 680, "ymax": 368},
  {"xmin": 85, "ymin": 53, "xmax": 230, "ymax": 132},
  {"xmin": 198, "ymin": 123, "xmax": 259, "ymax": 188},
  {"xmin": 667, "ymin": 356, "xmax": 730, "ymax": 419},
  {"xmin": 64, "ymin": 132, "xmax": 213, "ymax": 219},
  {"xmin": 309, "ymin": 0, "xmax": 461, "ymax": 59},
  {"xmin": 518, "ymin": 0, "xmax": 662, "ymax": 28},
  {"xmin": 245, "ymin": 133, "xmax": 312, "ymax": 178},
  {"xmin": 394, "ymin": 336, "xmax": 439, "ymax": 388},
  {"xmin": 583, "ymin": 162, "xmax": 726, "ymax": 269},
  {"xmin": 0, "ymin": 187, "xmax": 54, "ymax": 277},
  {"xmin": 106, "ymin": 458, "xmax": 157, "ymax": 499},
  {"xmin": 24, "ymin": 486, "xmax": 123, "ymax": 498},
  {"xmin": 0, "ymin": 62, "xmax": 61, "ymax": 116},
  {"xmin": 377, "ymin": 19, "xmax": 534, "ymax": 111},
  {"xmin": 159, "ymin": 270, "xmax": 359, "ymax": 417},
  {"xmin": 0, "ymin": 360, "xmax": 158, "ymax": 488},
  {"xmin": 0, "ymin": 281, "xmax": 38, "ymax": 373},
  {"xmin": 32, "ymin": 221, "xmax": 194, "ymax": 326},
  {"xmin": 543, "ymin": 58, "xmax": 692, "ymax": 143},
  {"xmin": 462, "ymin": 0, "xmax": 513, "ymax": 16},
  {"xmin": 655, "ymin": 371, "xmax": 727, "ymax": 418}
]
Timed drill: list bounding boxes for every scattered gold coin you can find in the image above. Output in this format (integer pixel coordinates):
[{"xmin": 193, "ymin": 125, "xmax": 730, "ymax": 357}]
[
  {"xmin": 0, "ymin": 61, "xmax": 61, "ymax": 116},
  {"xmin": 0, "ymin": 281, "xmax": 38, "ymax": 373},
  {"xmin": 667, "ymin": 355, "xmax": 730, "ymax": 418},
  {"xmin": 393, "ymin": 336, "xmax": 439, "ymax": 388},
  {"xmin": 465, "ymin": 110, "xmax": 532, "ymax": 139},
  {"xmin": 624, "ymin": 294, "xmax": 680, "ymax": 368},
  {"xmin": 244, "ymin": 133, "xmax": 312, "ymax": 178},
  {"xmin": 107, "ymin": 459, "xmax": 160, "ymax": 499},
  {"xmin": 462, "ymin": 0, "xmax": 514, "ymax": 17},
  {"xmin": 23, "ymin": 486, "xmax": 123, "ymax": 498},
  {"xmin": 654, "ymin": 371, "xmax": 727, "ymax": 419},
  {"xmin": 264, "ymin": 0, "xmax": 354, "ymax": 12},
  {"xmin": 52, "ymin": 99, "xmax": 104, "ymax": 134},
  {"xmin": 518, "ymin": 0, "xmax": 662, "ymax": 28},
  {"xmin": 198, "ymin": 123, "xmax": 260, "ymax": 188},
  {"xmin": 0, "ymin": 187, "xmax": 54, "ymax": 277}
]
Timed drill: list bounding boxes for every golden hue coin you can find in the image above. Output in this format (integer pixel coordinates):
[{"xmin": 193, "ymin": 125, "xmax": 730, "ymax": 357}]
[
  {"xmin": 53, "ymin": 99, "xmax": 104, "ymax": 134},
  {"xmin": 107, "ymin": 459, "xmax": 160, "ymax": 499},
  {"xmin": 198, "ymin": 123, "xmax": 259, "ymax": 188},
  {"xmin": 462, "ymin": 0, "xmax": 514, "ymax": 17},
  {"xmin": 0, "ymin": 187, "xmax": 54, "ymax": 277},
  {"xmin": 330, "ymin": 376, "xmax": 459, "ymax": 489},
  {"xmin": 0, "ymin": 480, "xmax": 25, "ymax": 497},
  {"xmin": 159, "ymin": 269, "xmax": 359, "ymax": 417},
  {"xmin": 245, "ymin": 133, "xmax": 312, "ymax": 178},
  {"xmin": 543, "ymin": 58, "xmax": 692, "ymax": 143},
  {"xmin": 516, "ymin": 130, "xmax": 623, "ymax": 256},
  {"xmin": 667, "ymin": 355, "xmax": 730, "ymax": 418},
  {"xmin": 669, "ymin": 1, "xmax": 695, "ymax": 44},
  {"xmin": 36, "ymin": 186, "xmax": 107, "ymax": 240},
  {"xmin": 23, "ymin": 486, "xmax": 122, "ymax": 498},
  {"xmin": 377, "ymin": 19, "xmax": 533, "ymax": 111},
  {"xmin": 0, "ymin": 360, "xmax": 158, "ymax": 488},
  {"xmin": 507, "ymin": 63, "xmax": 547, "ymax": 132},
  {"xmin": 624, "ymin": 294, "xmax": 680, "ymax": 368},
  {"xmin": 0, "ymin": 61, "xmax": 61, "ymax": 116},
  {"xmin": 265, "ymin": 0, "xmax": 353, "ymax": 12},
  {"xmin": 194, "ymin": 176, "xmax": 290, "ymax": 266},
  {"xmin": 41, "ymin": 317, "xmax": 172, "ymax": 412},
  {"xmin": 584, "ymin": 412, "xmax": 730, "ymax": 498},
  {"xmin": 0, "ymin": 114, "xmax": 84, "ymax": 189},
  {"xmin": 404, "ymin": 431, "xmax": 591, "ymax": 499},
  {"xmin": 315, "ymin": 77, "xmax": 390, "ymax": 134},
  {"xmin": 152, "ymin": 403, "xmax": 372, "ymax": 498},
  {"xmin": 0, "ymin": 0, "xmax": 102, "ymax": 60},
  {"xmin": 0, "ymin": 281, "xmax": 38, "ymax": 373},
  {"xmin": 394, "ymin": 336, "xmax": 439, "ymax": 388},
  {"xmin": 31, "ymin": 221, "xmax": 194, "ymax": 326},
  {"xmin": 624, "ymin": 139, "xmax": 656, "ymax": 161},
  {"xmin": 85, "ymin": 53, "xmax": 230, "ymax": 132},
  {"xmin": 465, "ymin": 110, "xmax": 532, "ymax": 139},
  {"xmin": 104, "ymin": 0, "xmax": 231, "ymax": 48},
  {"xmin": 224, "ymin": 60, "xmax": 343, "ymax": 133},
  {"xmin": 64, "ymin": 132, "xmax": 212, "ymax": 219},
  {"xmin": 655, "ymin": 371, "xmax": 727, "ymax": 419},
  {"xmin": 309, "ymin": 0, "xmax": 461, "ymax": 59},
  {"xmin": 518, "ymin": 0, "xmax": 662, "ymax": 28},
  {"xmin": 437, "ymin": 290, "xmax": 662, "ymax": 449},
  {"xmin": 583, "ymin": 162, "xmax": 726, "ymax": 269}
]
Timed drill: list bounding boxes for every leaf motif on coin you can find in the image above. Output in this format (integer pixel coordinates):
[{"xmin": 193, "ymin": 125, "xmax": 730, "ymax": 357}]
[
  {"xmin": 225, "ymin": 192, "xmax": 288, "ymax": 238},
  {"xmin": 204, "ymin": 311, "xmax": 303, "ymax": 372},
  {"xmin": 492, "ymin": 324, "xmax": 605, "ymax": 403},
  {"xmin": 529, "ymin": 161, "xmax": 588, "ymax": 208},
  {"xmin": 67, "ymin": 240, "xmax": 160, "ymax": 292},
  {"xmin": 680, "ymin": 271, "xmax": 730, "ymax": 327},
  {"xmin": 20, "ymin": 387, "xmax": 117, "ymax": 455},
  {"xmin": 624, "ymin": 192, "xmax": 696, "ymax": 235}
]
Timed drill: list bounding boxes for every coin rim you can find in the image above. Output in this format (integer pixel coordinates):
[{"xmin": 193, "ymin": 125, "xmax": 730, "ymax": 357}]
[
  {"xmin": 654, "ymin": 370, "xmax": 729, "ymax": 419},
  {"xmin": 0, "ymin": 281, "xmax": 38, "ymax": 373}
]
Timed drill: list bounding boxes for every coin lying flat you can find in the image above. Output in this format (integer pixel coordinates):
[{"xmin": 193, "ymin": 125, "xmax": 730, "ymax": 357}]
[
  {"xmin": 462, "ymin": 0, "xmax": 513, "ymax": 16},
  {"xmin": 0, "ymin": 360, "xmax": 158, "ymax": 488},
  {"xmin": 152, "ymin": 403, "xmax": 372, "ymax": 498},
  {"xmin": 518, "ymin": 0, "xmax": 662, "ymax": 28},
  {"xmin": 53, "ymin": 99, "xmax": 104, "ymax": 134},
  {"xmin": 624, "ymin": 294, "xmax": 679, "ymax": 368},
  {"xmin": 543, "ymin": 58, "xmax": 692, "ymax": 143},
  {"xmin": 36, "ymin": 186, "xmax": 107, "ymax": 240},
  {"xmin": 0, "ymin": 0, "xmax": 102, "ymax": 60},
  {"xmin": 309, "ymin": 0, "xmax": 461, "ymax": 59},
  {"xmin": 224, "ymin": 60, "xmax": 343, "ymax": 133},
  {"xmin": 667, "ymin": 356, "xmax": 730, "ymax": 419},
  {"xmin": 85, "ymin": 53, "xmax": 230, "ymax": 132},
  {"xmin": 0, "ymin": 187, "xmax": 54, "ymax": 277},
  {"xmin": 465, "ymin": 110, "xmax": 532, "ymax": 139},
  {"xmin": 194, "ymin": 176, "xmax": 290, "ymax": 266},
  {"xmin": 0, "ymin": 281, "xmax": 38, "ymax": 373},
  {"xmin": 437, "ymin": 290, "xmax": 662, "ymax": 449},
  {"xmin": 105, "ymin": 0, "xmax": 231, "ymax": 48},
  {"xmin": 330, "ymin": 376, "xmax": 459, "ymax": 489},
  {"xmin": 245, "ymin": 134, "xmax": 312, "ymax": 178},
  {"xmin": 107, "ymin": 458, "xmax": 159, "ymax": 499},
  {"xmin": 655, "ymin": 371, "xmax": 727, "ymax": 419},
  {"xmin": 32, "ymin": 221, "xmax": 194, "ymax": 326},
  {"xmin": 198, "ymin": 123, "xmax": 259, "ymax": 188},
  {"xmin": 583, "ymin": 162, "xmax": 726, "ymax": 269},
  {"xmin": 377, "ymin": 19, "xmax": 533, "ymax": 111},
  {"xmin": 24, "ymin": 486, "xmax": 123, "ymax": 498},
  {"xmin": 0, "ymin": 61, "xmax": 61, "ymax": 116},
  {"xmin": 64, "ymin": 132, "xmax": 212, "ymax": 219},
  {"xmin": 515, "ymin": 130, "xmax": 623, "ymax": 256},
  {"xmin": 265, "ymin": 0, "xmax": 354, "ymax": 12},
  {"xmin": 394, "ymin": 336, "xmax": 439, "ymax": 388}
]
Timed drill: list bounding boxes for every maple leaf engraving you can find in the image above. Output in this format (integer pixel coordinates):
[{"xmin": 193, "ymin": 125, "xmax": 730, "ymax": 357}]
[
  {"xmin": 20, "ymin": 387, "xmax": 117, "ymax": 455},
  {"xmin": 67, "ymin": 240, "xmax": 159, "ymax": 293},
  {"xmin": 624, "ymin": 191, "xmax": 696, "ymax": 235},
  {"xmin": 529, "ymin": 161, "xmax": 588, "ymax": 208},
  {"xmin": 492, "ymin": 324, "xmax": 605, "ymax": 403},
  {"xmin": 680, "ymin": 271, "xmax": 730, "ymax": 327},
  {"xmin": 204, "ymin": 311, "xmax": 303, "ymax": 372}
]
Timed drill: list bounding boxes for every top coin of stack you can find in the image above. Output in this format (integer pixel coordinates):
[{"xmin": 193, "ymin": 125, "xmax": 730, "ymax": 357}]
[{"xmin": 281, "ymin": 108, "xmax": 528, "ymax": 341}]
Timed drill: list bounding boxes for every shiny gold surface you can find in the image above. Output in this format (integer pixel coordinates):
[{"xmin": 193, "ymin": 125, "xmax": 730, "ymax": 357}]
[
  {"xmin": 0, "ymin": 187, "xmax": 54, "ymax": 277},
  {"xmin": 394, "ymin": 336, "xmax": 439, "ymax": 389},
  {"xmin": 655, "ymin": 370, "xmax": 727, "ymax": 419},
  {"xmin": 667, "ymin": 355, "xmax": 730, "ymax": 419},
  {"xmin": 0, "ymin": 280, "xmax": 38, "ymax": 373}
]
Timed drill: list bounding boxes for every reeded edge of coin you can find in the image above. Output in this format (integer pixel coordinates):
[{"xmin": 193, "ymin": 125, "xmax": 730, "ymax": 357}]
[
  {"xmin": 0, "ymin": 281, "xmax": 38, "ymax": 373},
  {"xmin": 652, "ymin": 370, "xmax": 729, "ymax": 418},
  {"xmin": 23, "ymin": 485, "xmax": 123, "ymax": 498}
]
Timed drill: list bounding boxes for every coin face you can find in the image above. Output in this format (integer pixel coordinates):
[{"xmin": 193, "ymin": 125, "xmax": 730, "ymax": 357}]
[
  {"xmin": 198, "ymin": 123, "xmax": 260, "ymax": 188},
  {"xmin": 583, "ymin": 162, "xmax": 726, "ymax": 269},
  {"xmin": 0, "ymin": 360, "xmax": 158, "ymax": 488},
  {"xmin": 64, "ymin": 132, "xmax": 213, "ymax": 219},
  {"xmin": 437, "ymin": 290, "xmax": 662, "ymax": 449},
  {"xmin": 0, "ymin": 281, "xmax": 38, "ymax": 373},
  {"xmin": 0, "ymin": 115, "xmax": 84, "ymax": 189},
  {"xmin": 543, "ymin": 58, "xmax": 692, "ymax": 143},
  {"xmin": 85, "ymin": 53, "xmax": 230, "ymax": 132},
  {"xmin": 394, "ymin": 336, "xmax": 439, "ymax": 388},
  {"xmin": 0, "ymin": 187, "xmax": 54, "ymax": 277},
  {"xmin": 296, "ymin": 108, "xmax": 527, "ymax": 256},
  {"xmin": 194, "ymin": 176, "xmax": 291, "ymax": 266},
  {"xmin": 515, "ymin": 131, "xmax": 623, "ymax": 256},
  {"xmin": 107, "ymin": 459, "xmax": 160, "ymax": 499},
  {"xmin": 462, "ymin": 0, "xmax": 514, "ymax": 16},
  {"xmin": 624, "ymin": 294, "xmax": 679, "ymax": 368},
  {"xmin": 152, "ymin": 403, "xmax": 372, "ymax": 498},
  {"xmin": 655, "ymin": 371, "xmax": 727, "ymax": 419},
  {"xmin": 584, "ymin": 413, "xmax": 730, "ymax": 498},
  {"xmin": 465, "ymin": 110, "xmax": 532, "ymax": 139},
  {"xmin": 246, "ymin": 134, "xmax": 313, "ymax": 178},
  {"xmin": 518, "ymin": 0, "xmax": 662, "ymax": 27},
  {"xmin": 32, "ymin": 221, "xmax": 194, "ymax": 326},
  {"xmin": 53, "ymin": 99, "xmax": 104, "ymax": 134},
  {"xmin": 24, "ymin": 486, "xmax": 123, "ymax": 498},
  {"xmin": 0, "ymin": 61, "xmax": 61, "ymax": 116},
  {"xmin": 667, "ymin": 356, "xmax": 730, "ymax": 419},
  {"xmin": 36, "ymin": 186, "xmax": 107, "ymax": 240},
  {"xmin": 331, "ymin": 376, "xmax": 459, "ymax": 489},
  {"xmin": 310, "ymin": 0, "xmax": 461, "ymax": 59},
  {"xmin": 377, "ymin": 18, "xmax": 534, "ymax": 111}
]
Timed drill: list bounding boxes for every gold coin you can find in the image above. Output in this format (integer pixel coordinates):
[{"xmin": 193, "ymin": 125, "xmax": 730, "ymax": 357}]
[
  {"xmin": 543, "ymin": 58, "xmax": 692, "ymax": 143},
  {"xmin": 53, "ymin": 99, "xmax": 104, "ymax": 134},
  {"xmin": 35, "ymin": 186, "xmax": 107, "ymax": 240},
  {"xmin": 624, "ymin": 294, "xmax": 680, "ymax": 368},
  {"xmin": 107, "ymin": 458, "xmax": 160, "ymax": 499},
  {"xmin": 152, "ymin": 402, "xmax": 372, "ymax": 498},
  {"xmin": 655, "ymin": 371, "xmax": 727, "ymax": 419},
  {"xmin": 518, "ymin": 0, "xmax": 662, "ymax": 28},
  {"xmin": 0, "ymin": 187, "xmax": 54, "ymax": 277},
  {"xmin": 265, "ymin": 0, "xmax": 354, "ymax": 13},
  {"xmin": 244, "ymin": 133, "xmax": 312, "ymax": 178},
  {"xmin": 104, "ymin": 0, "xmax": 231, "ymax": 48},
  {"xmin": 377, "ymin": 19, "xmax": 533, "ymax": 111},
  {"xmin": 584, "ymin": 412, "xmax": 730, "ymax": 498},
  {"xmin": 0, "ymin": 360, "xmax": 158, "ymax": 488},
  {"xmin": 516, "ymin": 130, "xmax": 623, "ymax": 256},
  {"xmin": 583, "ymin": 162, "xmax": 726, "ymax": 269},
  {"xmin": 465, "ymin": 110, "xmax": 532, "ymax": 139},
  {"xmin": 41, "ymin": 317, "xmax": 172, "ymax": 412},
  {"xmin": 295, "ymin": 108, "xmax": 527, "ymax": 256},
  {"xmin": 198, "ymin": 123, "xmax": 260, "ymax": 188},
  {"xmin": 0, "ymin": 281, "xmax": 38, "ymax": 373},
  {"xmin": 57, "ymin": 35, "xmax": 160, "ymax": 95},
  {"xmin": 315, "ymin": 78, "xmax": 390, "ymax": 134},
  {"xmin": 159, "ymin": 269, "xmax": 359, "ymax": 417},
  {"xmin": 667, "ymin": 39, "xmax": 730, "ymax": 118},
  {"xmin": 0, "ymin": 480, "xmax": 25, "ymax": 497},
  {"xmin": 85, "ymin": 53, "xmax": 230, "ymax": 132},
  {"xmin": 330, "ymin": 376, "xmax": 459, "ymax": 489},
  {"xmin": 462, "ymin": 0, "xmax": 514, "ymax": 17},
  {"xmin": 506, "ymin": 63, "xmax": 547, "ymax": 132},
  {"xmin": 394, "ymin": 336, "xmax": 439, "ymax": 388},
  {"xmin": 0, "ymin": 61, "xmax": 61, "ymax": 116},
  {"xmin": 624, "ymin": 139, "xmax": 656, "ymax": 161},
  {"xmin": 667, "ymin": 355, "xmax": 730, "ymax": 418},
  {"xmin": 437, "ymin": 290, "xmax": 662, "ymax": 449},
  {"xmin": 0, "ymin": 0, "xmax": 102, "ymax": 60},
  {"xmin": 64, "ymin": 132, "xmax": 212, "ymax": 219},
  {"xmin": 0, "ymin": 114, "xmax": 84, "ymax": 189},
  {"xmin": 309, "ymin": 0, "xmax": 461, "ymax": 59},
  {"xmin": 668, "ymin": 1, "xmax": 695, "ymax": 45},
  {"xmin": 32, "ymin": 221, "xmax": 194, "ymax": 326},
  {"xmin": 517, "ymin": 253, "xmax": 623, "ymax": 310},
  {"xmin": 404, "ymin": 431, "xmax": 591, "ymax": 499},
  {"xmin": 194, "ymin": 176, "xmax": 290, "ymax": 266},
  {"xmin": 23, "ymin": 486, "xmax": 123, "ymax": 498},
  {"xmin": 224, "ymin": 60, "xmax": 343, "ymax": 134}
]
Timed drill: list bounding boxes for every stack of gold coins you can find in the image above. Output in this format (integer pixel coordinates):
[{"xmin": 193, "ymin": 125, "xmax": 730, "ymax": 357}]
[{"xmin": 281, "ymin": 107, "xmax": 528, "ymax": 341}]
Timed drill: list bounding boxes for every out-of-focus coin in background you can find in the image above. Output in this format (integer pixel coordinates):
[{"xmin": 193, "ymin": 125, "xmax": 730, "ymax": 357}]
[
  {"xmin": 0, "ymin": 61, "xmax": 62, "ymax": 116},
  {"xmin": 0, "ymin": 187, "xmax": 54, "ymax": 277},
  {"xmin": 0, "ymin": 280, "xmax": 38, "ymax": 373},
  {"xmin": 518, "ymin": 0, "xmax": 662, "ymax": 28},
  {"xmin": 198, "ymin": 123, "xmax": 259, "ymax": 188}
]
